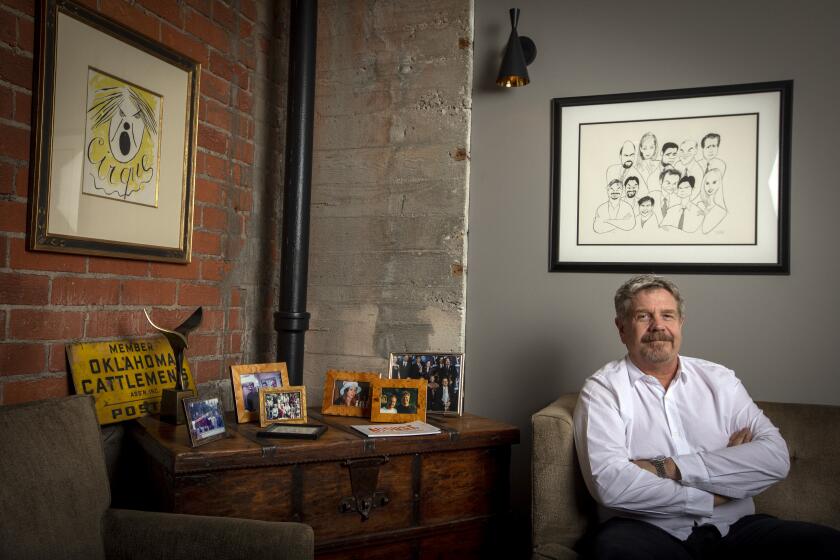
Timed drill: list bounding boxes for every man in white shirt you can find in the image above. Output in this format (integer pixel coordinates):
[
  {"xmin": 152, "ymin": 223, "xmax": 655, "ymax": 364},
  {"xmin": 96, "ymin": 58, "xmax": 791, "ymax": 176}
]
[{"xmin": 573, "ymin": 274, "xmax": 840, "ymax": 559}]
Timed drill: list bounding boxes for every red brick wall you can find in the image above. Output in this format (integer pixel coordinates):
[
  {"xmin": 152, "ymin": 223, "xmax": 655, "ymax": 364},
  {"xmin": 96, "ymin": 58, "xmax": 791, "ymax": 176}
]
[{"xmin": 0, "ymin": 0, "xmax": 280, "ymax": 404}]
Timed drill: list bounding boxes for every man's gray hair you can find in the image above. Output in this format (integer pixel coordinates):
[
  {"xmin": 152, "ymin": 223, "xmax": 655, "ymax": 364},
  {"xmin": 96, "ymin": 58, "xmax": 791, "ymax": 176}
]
[{"xmin": 614, "ymin": 274, "xmax": 685, "ymax": 321}]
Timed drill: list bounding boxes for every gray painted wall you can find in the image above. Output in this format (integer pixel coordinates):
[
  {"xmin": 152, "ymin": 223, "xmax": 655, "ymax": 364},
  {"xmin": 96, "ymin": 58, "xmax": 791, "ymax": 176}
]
[{"xmin": 467, "ymin": 0, "xmax": 840, "ymax": 520}]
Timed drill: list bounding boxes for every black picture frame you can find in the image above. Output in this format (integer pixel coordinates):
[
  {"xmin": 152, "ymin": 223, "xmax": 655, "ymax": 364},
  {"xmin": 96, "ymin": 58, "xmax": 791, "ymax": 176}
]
[
  {"xmin": 549, "ymin": 81, "xmax": 792, "ymax": 274},
  {"xmin": 256, "ymin": 424, "xmax": 327, "ymax": 440}
]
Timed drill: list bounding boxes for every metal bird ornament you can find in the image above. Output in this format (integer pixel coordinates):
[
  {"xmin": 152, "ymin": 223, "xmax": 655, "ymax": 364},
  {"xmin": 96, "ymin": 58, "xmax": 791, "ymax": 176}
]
[{"xmin": 143, "ymin": 307, "xmax": 203, "ymax": 391}]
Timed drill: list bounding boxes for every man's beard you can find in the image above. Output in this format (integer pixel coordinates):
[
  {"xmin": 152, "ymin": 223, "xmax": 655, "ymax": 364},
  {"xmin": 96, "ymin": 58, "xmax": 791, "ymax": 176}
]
[
  {"xmin": 623, "ymin": 160, "xmax": 633, "ymax": 169},
  {"xmin": 640, "ymin": 333, "xmax": 675, "ymax": 363}
]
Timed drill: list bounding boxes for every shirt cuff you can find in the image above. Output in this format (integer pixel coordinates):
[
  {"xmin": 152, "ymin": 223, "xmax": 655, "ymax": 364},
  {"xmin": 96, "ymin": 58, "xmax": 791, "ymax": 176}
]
[
  {"xmin": 684, "ymin": 486, "xmax": 713, "ymax": 517},
  {"xmin": 673, "ymin": 452, "xmax": 710, "ymax": 485}
]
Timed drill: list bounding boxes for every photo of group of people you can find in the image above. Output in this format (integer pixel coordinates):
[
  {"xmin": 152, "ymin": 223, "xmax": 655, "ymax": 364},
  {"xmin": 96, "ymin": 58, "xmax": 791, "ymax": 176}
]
[
  {"xmin": 263, "ymin": 390, "xmax": 303, "ymax": 422},
  {"xmin": 389, "ymin": 353, "xmax": 463, "ymax": 414},
  {"xmin": 184, "ymin": 396, "xmax": 226, "ymax": 446}
]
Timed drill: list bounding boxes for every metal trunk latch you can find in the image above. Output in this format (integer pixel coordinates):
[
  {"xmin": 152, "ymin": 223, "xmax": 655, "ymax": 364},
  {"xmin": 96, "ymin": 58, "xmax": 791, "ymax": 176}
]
[{"xmin": 339, "ymin": 456, "xmax": 390, "ymax": 520}]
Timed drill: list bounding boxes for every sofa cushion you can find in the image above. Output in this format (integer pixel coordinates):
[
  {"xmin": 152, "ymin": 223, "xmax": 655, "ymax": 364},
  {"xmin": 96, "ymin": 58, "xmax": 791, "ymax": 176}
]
[
  {"xmin": 0, "ymin": 395, "xmax": 109, "ymax": 559},
  {"xmin": 754, "ymin": 401, "xmax": 840, "ymax": 530}
]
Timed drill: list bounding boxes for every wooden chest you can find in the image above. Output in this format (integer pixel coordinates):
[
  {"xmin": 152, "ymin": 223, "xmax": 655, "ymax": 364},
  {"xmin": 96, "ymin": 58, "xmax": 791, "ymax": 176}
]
[{"xmin": 123, "ymin": 410, "xmax": 519, "ymax": 559}]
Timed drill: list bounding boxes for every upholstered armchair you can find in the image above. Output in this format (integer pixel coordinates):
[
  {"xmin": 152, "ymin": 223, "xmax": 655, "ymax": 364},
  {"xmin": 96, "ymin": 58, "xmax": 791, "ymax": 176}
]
[
  {"xmin": 531, "ymin": 393, "xmax": 840, "ymax": 560},
  {"xmin": 0, "ymin": 395, "xmax": 314, "ymax": 560}
]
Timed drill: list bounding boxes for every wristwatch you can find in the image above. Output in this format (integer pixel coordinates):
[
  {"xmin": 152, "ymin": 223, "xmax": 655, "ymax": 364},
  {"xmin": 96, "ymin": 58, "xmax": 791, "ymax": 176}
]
[{"xmin": 651, "ymin": 456, "xmax": 668, "ymax": 478}]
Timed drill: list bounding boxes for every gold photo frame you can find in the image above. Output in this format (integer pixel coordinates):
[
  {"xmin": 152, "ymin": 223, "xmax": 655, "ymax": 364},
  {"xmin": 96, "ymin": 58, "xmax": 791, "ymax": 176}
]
[
  {"xmin": 259, "ymin": 386, "xmax": 307, "ymax": 428},
  {"xmin": 230, "ymin": 362, "xmax": 290, "ymax": 423},
  {"xmin": 31, "ymin": 0, "xmax": 200, "ymax": 262},
  {"xmin": 369, "ymin": 378, "xmax": 427, "ymax": 423},
  {"xmin": 320, "ymin": 369, "xmax": 381, "ymax": 417}
]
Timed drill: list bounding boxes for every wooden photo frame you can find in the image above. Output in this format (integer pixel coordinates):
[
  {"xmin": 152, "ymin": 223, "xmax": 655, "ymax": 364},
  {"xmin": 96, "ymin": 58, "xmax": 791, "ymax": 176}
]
[
  {"xmin": 259, "ymin": 386, "xmax": 307, "ymax": 428},
  {"xmin": 369, "ymin": 378, "xmax": 427, "ymax": 423},
  {"xmin": 320, "ymin": 369, "xmax": 381, "ymax": 417},
  {"xmin": 550, "ymin": 81, "xmax": 792, "ymax": 274},
  {"xmin": 31, "ymin": 0, "xmax": 200, "ymax": 262},
  {"xmin": 230, "ymin": 362, "xmax": 290, "ymax": 424},
  {"xmin": 183, "ymin": 396, "xmax": 226, "ymax": 447},
  {"xmin": 389, "ymin": 352, "xmax": 464, "ymax": 416}
]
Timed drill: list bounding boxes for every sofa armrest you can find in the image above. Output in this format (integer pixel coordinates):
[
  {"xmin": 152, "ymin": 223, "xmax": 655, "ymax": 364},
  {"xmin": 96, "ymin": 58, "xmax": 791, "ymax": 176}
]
[
  {"xmin": 103, "ymin": 508, "xmax": 314, "ymax": 560},
  {"xmin": 531, "ymin": 393, "xmax": 593, "ymax": 557}
]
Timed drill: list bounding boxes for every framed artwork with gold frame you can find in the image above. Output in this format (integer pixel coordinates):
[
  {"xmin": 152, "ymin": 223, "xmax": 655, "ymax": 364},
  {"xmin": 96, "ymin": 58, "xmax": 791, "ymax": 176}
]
[
  {"xmin": 259, "ymin": 386, "xmax": 307, "ymax": 428},
  {"xmin": 320, "ymin": 369, "xmax": 381, "ymax": 418},
  {"xmin": 230, "ymin": 362, "xmax": 290, "ymax": 423},
  {"xmin": 31, "ymin": 0, "xmax": 200, "ymax": 262},
  {"xmin": 369, "ymin": 378, "xmax": 427, "ymax": 423}
]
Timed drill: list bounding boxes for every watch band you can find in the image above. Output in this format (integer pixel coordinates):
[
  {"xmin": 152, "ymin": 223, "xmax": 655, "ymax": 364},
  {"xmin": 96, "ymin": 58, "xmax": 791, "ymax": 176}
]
[{"xmin": 651, "ymin": 456, "xmax": 668, "ymax": 478}]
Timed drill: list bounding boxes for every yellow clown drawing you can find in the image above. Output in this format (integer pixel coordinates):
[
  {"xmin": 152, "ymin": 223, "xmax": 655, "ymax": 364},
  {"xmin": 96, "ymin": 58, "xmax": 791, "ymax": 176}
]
[{"xmin": 83, "ymin": 69, "xmax": 162, "ymax": 206}]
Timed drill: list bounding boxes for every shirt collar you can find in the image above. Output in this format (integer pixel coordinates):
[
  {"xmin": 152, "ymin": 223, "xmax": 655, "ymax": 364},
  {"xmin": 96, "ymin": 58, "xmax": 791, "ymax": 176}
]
[{"xmin": 624, "ymin": 355, "xmax": 686, "ymax": 387}]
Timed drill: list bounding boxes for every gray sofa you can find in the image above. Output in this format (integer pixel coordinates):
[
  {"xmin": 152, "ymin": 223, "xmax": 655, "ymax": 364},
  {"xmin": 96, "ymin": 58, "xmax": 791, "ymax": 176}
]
[
  {"xmin": 0, "ymin": 395, "xmax": 314, "ymax": 560},
  {"xmin": 531, "ymin": 393, "xmax": 840, "ymax": 560}
]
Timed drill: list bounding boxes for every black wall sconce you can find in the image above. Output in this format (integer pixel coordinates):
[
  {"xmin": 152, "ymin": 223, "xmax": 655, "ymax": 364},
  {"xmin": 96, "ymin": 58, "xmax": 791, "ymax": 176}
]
[{"xmin": 496, "ymin": 8, "xmax": 537, "ymax": 87}]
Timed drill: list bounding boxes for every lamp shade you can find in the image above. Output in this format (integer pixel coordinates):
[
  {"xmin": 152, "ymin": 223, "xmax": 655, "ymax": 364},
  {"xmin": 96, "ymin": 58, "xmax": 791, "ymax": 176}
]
[{"xmin": 496, "ymin": 9, "xmax": 535, "ymax": 87}]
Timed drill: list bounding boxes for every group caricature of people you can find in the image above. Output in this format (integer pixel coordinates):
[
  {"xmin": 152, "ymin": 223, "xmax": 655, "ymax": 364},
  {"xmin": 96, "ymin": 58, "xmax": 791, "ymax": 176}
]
[
  {"xmin": 391, "ymin": 354, "xmax": 461, "ymax": 413},
  {"xmin": 594, "ymin": 132, "xmax": 728, "ymax": 235}
]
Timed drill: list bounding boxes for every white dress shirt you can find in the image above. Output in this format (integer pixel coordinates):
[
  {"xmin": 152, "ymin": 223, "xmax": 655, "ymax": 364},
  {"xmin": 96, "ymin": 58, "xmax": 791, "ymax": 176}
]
[{"xmin": 573, "ymin": 355, "xmax": 790, "ymax": 540}]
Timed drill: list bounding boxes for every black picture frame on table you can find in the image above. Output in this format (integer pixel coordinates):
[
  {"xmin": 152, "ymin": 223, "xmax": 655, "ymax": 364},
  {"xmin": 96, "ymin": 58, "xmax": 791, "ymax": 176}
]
[{"xmin": 549, "ymin": 81, "xmax": 792, "ymax": 274}]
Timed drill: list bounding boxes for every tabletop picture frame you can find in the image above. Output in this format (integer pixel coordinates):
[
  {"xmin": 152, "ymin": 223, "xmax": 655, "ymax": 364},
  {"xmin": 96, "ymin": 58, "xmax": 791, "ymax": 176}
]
[
  {"xmin": 388, "ymin": 352, "xmax": 464, "ymax": 416},
  {"xmin": 183, "ymin": 396, "xmax": 226, "ymax": 447},
  {"xmin": 550, "ymin": 81, "xmax": 792, "ymax": 274},
  {"xmin": 259, "ymin": 386, "xmax": 307, "ymax": 428},
  {"xmin": 230, "ymin": 362, "xmax": 290, "ymax": 424},
  {"xmin": 321, "ymin": 369, "xmax": 381, "ymax": 418},
  {"xmin": 31, "ymin": 0, "xmax": 200, "ymax": 262},
  {"xmin": 370, "ymin": 378, "xmax": 427, "ymax": 423}
]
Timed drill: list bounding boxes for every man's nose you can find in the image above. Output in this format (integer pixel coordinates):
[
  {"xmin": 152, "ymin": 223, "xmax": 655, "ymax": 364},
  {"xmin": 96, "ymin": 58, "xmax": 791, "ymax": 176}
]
[{"xmin": 649, "ymin": 315, "xmax": 666, "ymax": 329}]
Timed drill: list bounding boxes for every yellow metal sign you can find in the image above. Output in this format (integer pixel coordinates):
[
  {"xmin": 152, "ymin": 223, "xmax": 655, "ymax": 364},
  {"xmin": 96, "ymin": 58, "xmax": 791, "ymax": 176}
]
[{"xmin": 67, "ymin": 337, "xmax": 195, "ymax": 425}]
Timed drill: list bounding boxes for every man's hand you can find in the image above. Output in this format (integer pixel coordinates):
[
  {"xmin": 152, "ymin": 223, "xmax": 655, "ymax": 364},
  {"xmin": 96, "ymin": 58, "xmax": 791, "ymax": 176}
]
[
  {"xmin": 728, "ymin": 427, "xmax": 753, "ymax": 447},
  {"xmin": 713, "ymin": 494, "xmax": 730, "ymax": 507}
]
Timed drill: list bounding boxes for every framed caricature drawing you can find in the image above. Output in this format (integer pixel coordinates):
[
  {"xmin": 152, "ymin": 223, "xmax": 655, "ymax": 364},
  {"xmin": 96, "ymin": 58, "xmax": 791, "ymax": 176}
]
[
  {"xmin": 31, "ymin": 0, "xmax": 200, "ymax": 262},
  {"xmin": 550, "ymin": 81, "xmax": 792, "ymax": 274}
]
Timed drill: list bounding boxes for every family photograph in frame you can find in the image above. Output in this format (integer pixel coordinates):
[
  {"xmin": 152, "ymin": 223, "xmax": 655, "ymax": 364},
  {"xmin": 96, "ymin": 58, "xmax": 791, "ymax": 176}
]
[
  {"xmin": 320, "ymin": 369, "xmax": 381, "ymax": 417},
  {"xmin": 31, "ymin": 0, "xmax": 200, "ymax": 262},
  {"xmin": 370, "ymin": 378, "xmax": 427, "ymax": 423},
  {"xmin": 183, "ymin": 396, "xmax": 226, "ymax": 447},
  {"xmin": 230, "ymin": 362, "xmax": 290, "ymax": 423},
  {"xmin": 550, "ymin": 81, "xmax": 792, "ymax": 273},
  {"xmin": 389, "ymin": 353, "xmax": 464, "ymax": 416},
  {"xmin": 259, "ymin": 386, "xmax": 307, "ymax": 428}
]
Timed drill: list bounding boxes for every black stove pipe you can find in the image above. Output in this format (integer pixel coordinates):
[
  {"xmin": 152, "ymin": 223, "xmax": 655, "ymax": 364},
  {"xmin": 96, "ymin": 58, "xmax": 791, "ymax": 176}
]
[{"xmin": 276, "ymin": 0, "xmax": 317, "ymax": 386}]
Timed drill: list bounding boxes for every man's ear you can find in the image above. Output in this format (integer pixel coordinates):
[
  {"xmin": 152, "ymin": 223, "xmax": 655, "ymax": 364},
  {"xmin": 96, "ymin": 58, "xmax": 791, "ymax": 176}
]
[{"xmin": 615, "ymin": 316, "xmax": 627, "ymax": 343}]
